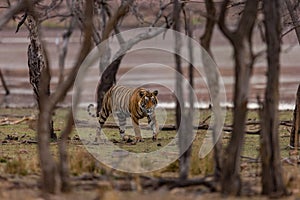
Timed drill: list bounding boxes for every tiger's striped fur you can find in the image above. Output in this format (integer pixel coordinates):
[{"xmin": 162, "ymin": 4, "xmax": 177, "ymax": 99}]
[{"xmin": 87, "ymin": 85, "xmax": 159, "ymax": 143}]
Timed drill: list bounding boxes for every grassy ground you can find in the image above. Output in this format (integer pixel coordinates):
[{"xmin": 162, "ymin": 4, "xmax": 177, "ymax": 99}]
[{"xmin": 0, "ymin": 107, "xmax": 299, "ymax": 199}]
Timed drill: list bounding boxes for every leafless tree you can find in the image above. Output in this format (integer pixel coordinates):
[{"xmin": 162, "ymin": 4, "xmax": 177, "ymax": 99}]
[
  {"xmin": 95, "ymin": 0, "xmax": 172, "ymax": 115},
  {"xmin": 0, "ymin": 0, "xmax": 93, "ymax": 194},
  {"xmin": 12, "ymin": 0, "xmax": 69, "ymax": 139},
  {"xmin": 259, "ymin": 0, "xmax": 288, "ymax": 196},
  {"xmin": 37, "ymin": 1, "xmax": 93, "ymax": 194},
  {"xmin": 26, "ymin": 13, "xmax": 57, "ymax": 139},
  {"xmin": 218, "ymin": 0, "xmax": 259, "ymax": 195}
]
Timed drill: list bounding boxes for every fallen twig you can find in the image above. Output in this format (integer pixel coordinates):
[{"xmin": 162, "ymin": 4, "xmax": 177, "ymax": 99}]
[
  {"xmin": 0, "ymin": 116, "xmax": 36, "ymax": 126},
  {"xmin": 141, "ymin": 176, "xmax": 216, "ymax": 191}
]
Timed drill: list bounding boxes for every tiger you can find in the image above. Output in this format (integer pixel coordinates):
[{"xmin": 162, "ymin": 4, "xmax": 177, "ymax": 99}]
[{"xmin": 87, "ymin": 85, "xmax": 159, "ymax": 144}]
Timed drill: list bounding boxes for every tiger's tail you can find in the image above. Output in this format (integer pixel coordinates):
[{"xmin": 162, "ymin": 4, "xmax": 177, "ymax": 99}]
[{"xmin": 87, "ymin": 104, "xmax": 97, "ymax": 118}]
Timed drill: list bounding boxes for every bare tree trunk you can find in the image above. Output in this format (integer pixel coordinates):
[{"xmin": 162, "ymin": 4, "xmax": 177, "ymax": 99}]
[
  {"xmin": 28, "ymin": 13, "xmax": 60, "ymax": 192},
  {"xmin": 27, "ymin": 15, "xmax": 56, "ymax": 140},
  {"xmin": 285, "ymin": 0, "xmax": 300, "ymax": 44},
  {"xmin": 260, "ymin": 0, "xmax": 288, "ymax": 196},
  {"xmin": 32, "ymin": 1, "xmax": 93, "ymax": 194},
  {"xmin": 58, "ymin": 18, "xmax": 76, "ymax": 84},
  {"xmin": 38, "ymin": 91, "xmax": 60, "ymax": 194},
  {"xmin": 58, "ymin": 110, "xmax": 73, "ymax": 192},
  {"xmin": 179, "ymin": 8, "xmax": 194, "ymax": 181},
  {"xmin": 200, "ymin": 0, "xmax": 223, "ymax": 181},
  {"xmin": 173, "ymin": 0, "xmax": 183, "ymax": 131},
  {"xmin": 218, "ymin": 0, "xmax": 259, "ymax": 195},
  {"xmin": 172, "ymin": 0, "xmax": 190, "ymax": 180},
  {"xmin": 290, "ymin": 84, "xmax": 300, "ymax": 148},
  {"xmin": 0, "ymin": 69, "xmax": 9, "ymax": 95}
]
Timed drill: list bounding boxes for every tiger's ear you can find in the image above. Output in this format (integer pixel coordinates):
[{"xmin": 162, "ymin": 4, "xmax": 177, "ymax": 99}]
[
  {"xmin": 139, "ymin": 91, "xmax": 144, "ymax": 98},
  {"xmin": 153, "ymin": 90, "xmax": 158, "ymax": 96}
]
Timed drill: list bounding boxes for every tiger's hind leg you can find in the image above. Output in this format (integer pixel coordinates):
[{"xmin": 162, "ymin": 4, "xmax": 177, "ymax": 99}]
[
  {"xmin": 117, "ymin": 113, "xmax": 126, "ymax": 140},
  {"xmin": 94, "ymin": 102, "xmax": 111, "ymax": 143}
]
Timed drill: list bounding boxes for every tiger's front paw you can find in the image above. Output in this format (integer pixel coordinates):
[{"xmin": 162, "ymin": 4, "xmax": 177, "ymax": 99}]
[
  {"xmin": 152, "ymin": 133, "xmax": 158, "ymax": 141},
  {"xmin": 131, "ymin": 137, "xmax": 144, "ymax": 145}
]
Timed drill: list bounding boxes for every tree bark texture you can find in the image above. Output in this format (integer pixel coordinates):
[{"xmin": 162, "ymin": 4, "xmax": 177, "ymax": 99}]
[
  {"xmin": 27, "ymin": 15, "xmax": 60, "ymax": 193},
  {"xmin": 27, "ymin": 15, "xmax": 56, "ymax": 140},
  {"xmin": 290, "ymin": 84, "xmax": 300, "ymax": 147},
  {"xmin": 30, "ymin": 0, "xmax": 93, "ymax": 194},
  {"xmin": 218, "ymin": 0, "xmax": 259, "ymax": 195},
  {"xmin": 260, "ymin": 0, "xmax": 288, "ymax": 196}
]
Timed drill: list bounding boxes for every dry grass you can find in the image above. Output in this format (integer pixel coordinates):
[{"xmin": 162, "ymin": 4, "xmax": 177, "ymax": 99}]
[{"xmin": 0, "ymin": 107, "xmax": 299, "ymax": 199}]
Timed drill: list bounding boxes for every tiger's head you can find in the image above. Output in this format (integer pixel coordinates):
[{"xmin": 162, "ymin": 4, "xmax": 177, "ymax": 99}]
[{"xmin": 138, "ymin": 89, "xmax": 158, "ymax": 116}]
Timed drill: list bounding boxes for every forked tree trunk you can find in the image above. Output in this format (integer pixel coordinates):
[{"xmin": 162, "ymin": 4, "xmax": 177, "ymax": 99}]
[
  {"xmin": 218, "ymin": 0, "xmax": 259, "ymax": 195},
  {"xmin": 290, "ymin": 84, "xmax": 300, "ymax": 148},
  {"xmin": 260, "ymin": 0, "xmax": 288, "ymax": 196}
]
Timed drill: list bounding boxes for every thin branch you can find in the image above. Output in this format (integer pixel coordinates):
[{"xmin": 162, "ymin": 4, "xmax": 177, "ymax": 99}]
[
  {"xmin": 282, "ymin": 24, "xmax": 300, "ymax": 38},
  {"xmin": 142, "ymin": 176, "xmax": 215, "ymax": 191},
  {"xmin": 57, "ymin": 18, "xmax": 76, "ymax": 84},
  {"xmin": 39, "ymin": 13, "xmax": 73, "ymax": 22},
  {"xmin": 113, "ymin": 24, "xmax": 168, "ymax": 61},
  {"xmin": 102, "ymin": 0, "xmax": 134, "ymax": 41},
  {"xmin": 227, "ymin": 1, "xmax": 246, "ymax": 8},
  {"xmin": 49, "ymin": 3, "xmax": 93, "ymax": 109},
  {"xmin": 15, "ymin": 12, "xmax": 27, "ymax": 33},
  {"xmin": 150, "ymin": 0, "xmax": 173, "ymax": 27},
  {"xmin": 131, "ymin": 1, "xmax": 146, "ymax": 25},
  {"xmin": 114, "ymin": 26, "xmax": 125, "ymax": 46},
  {"xmin": 218, "ymin": 0, "xmax": 234, "ymax": 40},
  {"xmin": 0, "ymin": 0, "xmax": 27, "ymax": 29}
]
